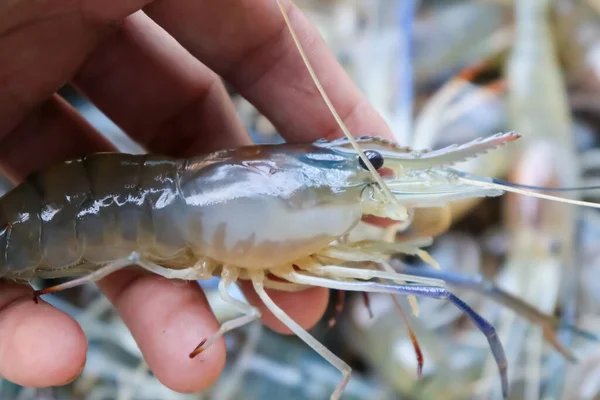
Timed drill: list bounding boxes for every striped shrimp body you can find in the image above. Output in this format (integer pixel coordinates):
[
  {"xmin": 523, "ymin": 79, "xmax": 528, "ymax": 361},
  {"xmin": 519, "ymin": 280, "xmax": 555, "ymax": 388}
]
[{"xmin": 0, "ymin": 131, "xmax": 526, "ymax": 399}]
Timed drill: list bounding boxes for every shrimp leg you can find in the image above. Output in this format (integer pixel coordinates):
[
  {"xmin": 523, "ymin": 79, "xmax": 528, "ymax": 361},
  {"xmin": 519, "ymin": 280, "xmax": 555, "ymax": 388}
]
[
  {"xmin": 32, "ymin": 254, "xmax": 141, "ymax": 300},
  {"xmin": 278, "ymin": 268, "xmax": 508, "ymax": 398},
  {"xmin": 249, "ymin": 270, "xmax": 352, "ymax": 400},
  {"xmin": 131, "ymin": 261, "xmax": 262, "ymax": 357},
  {"xmin": 134, "ymin": 258, "xmax": 216, "ymax": 280},
  {"xmin": 320, "ymin": 244, "xmax": 589, "ymax": 358},
  {"xmin": 260, "ymin": 278, "xmax": 308, "ymax": 292},
  {"xmin": 317, "ymin": 242, "xmax": 442, "ymax": 314},
  {"xmin": 188, "ymin": 266, "xmax": 261, "ymax": 358},
  {"xmin": 396, "ymin": 264, "xmax": 597, "ymax": 344},
  {"xmin": 319, "ymin": 241, "xmax": 440, "ymax": 270},
  {"xmin": 306, "ymin": 259, "xmax": 445, "ymax": 287},
  {"xmin": 302, "ymin": 259, "xmax": 428, "ymax": 375},
  {"xmin": 33, "ymin": 252, "xmax": 216, "ymax": 301}
]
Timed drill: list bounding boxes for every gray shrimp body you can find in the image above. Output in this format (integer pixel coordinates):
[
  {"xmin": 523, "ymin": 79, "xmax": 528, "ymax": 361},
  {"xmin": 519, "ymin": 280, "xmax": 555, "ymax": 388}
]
[
  {"xmin": 0, "ymin": 133, "xmax": 515, "ymax": 280},
  {"xmin": 0, "ymin": 143, "xmax": 367, "ymax": 280},
  {"xmin": 0, "ymin": 153, "xmax": 190, "ymax": 279},
  {"xmin": 0, "ymin": 132, "xmax": 525, "ymax": 400}
]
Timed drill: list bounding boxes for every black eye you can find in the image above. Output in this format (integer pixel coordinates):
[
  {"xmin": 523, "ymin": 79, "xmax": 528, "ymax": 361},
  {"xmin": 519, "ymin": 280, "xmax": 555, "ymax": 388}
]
[{"xmin": 359, "ymin": 150, "xmax": 384, "ymax": 170}]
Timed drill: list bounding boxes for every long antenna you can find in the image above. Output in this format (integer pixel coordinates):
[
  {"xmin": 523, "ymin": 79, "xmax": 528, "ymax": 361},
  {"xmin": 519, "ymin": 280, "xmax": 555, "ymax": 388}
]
[
  {"xmin": 458, "ymin": 176, "xmax": 600, "ymax": 209},
  {"xmin": 274, "ymin": 0, "xmax": 401, "ymax": 209}
]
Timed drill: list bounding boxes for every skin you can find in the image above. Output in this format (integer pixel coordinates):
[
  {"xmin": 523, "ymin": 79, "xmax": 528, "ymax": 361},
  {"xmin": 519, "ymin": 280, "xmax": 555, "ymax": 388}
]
[{"xmin": 0, "ymin": 0, "xmax": 394, "ymax": 394}]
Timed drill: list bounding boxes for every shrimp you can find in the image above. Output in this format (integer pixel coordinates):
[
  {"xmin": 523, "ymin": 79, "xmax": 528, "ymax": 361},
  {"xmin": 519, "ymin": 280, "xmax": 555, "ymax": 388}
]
[
  {"xmin": 1, "ymin": 130, "xmax": 517, "ymax": 398},
  {"xmin": 3, "ymin": 2, "xmax": 600, "ymax": 400},
  {"xmin": 3, "ymin": 129, "xmax": 598, "ymax": 400},
  {"xmin": 473, "ymin": 0, "xmax": 583, "ymax": 397}
]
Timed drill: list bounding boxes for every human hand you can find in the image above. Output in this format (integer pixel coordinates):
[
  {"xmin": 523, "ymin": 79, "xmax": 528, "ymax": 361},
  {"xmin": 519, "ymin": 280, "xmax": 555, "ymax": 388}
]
[{"xmin": 0, "ymin": 0, "xmax": 393, "ymax": 393}]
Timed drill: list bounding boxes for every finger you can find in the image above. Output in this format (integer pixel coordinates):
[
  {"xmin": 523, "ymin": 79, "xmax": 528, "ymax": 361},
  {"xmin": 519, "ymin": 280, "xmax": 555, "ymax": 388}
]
[
  {"xmin": 143, "ymin": 0, "xmax": 394, "ymax": 143},
  {"xmin": 0, "ymin": 281, "xmax": 87, "ymax": 387},
  {"xmin": 0, "ymin": 96, "xmax": 111, "ymax": 386},
  {"xmin": 0, "ymin": 95, "xmax": 113, "ymax": 180},
  {"xmin": 0, "ymin": 97, "xmax": 227, "ymax": 393},
  {"xmin": 240, "ymin": 283, "xmax": 329, "ymax": 334},
  {"xmin": 73, "ymin": 11, "xmax": 250, "ymax": 156},
  {"xmin": 97, "ymin": 270, "xmax": 225, "ymax": 393},
  {"xmin": 0, "ymin": 0, "xmax": 151, "ymax": 138}
]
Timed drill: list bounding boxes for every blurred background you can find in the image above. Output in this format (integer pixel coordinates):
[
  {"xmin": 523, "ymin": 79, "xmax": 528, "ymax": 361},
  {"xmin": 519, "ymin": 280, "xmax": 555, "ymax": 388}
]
[{"xmin": 5, "ymin": 0, "xmax": 600, "ymax": 398}]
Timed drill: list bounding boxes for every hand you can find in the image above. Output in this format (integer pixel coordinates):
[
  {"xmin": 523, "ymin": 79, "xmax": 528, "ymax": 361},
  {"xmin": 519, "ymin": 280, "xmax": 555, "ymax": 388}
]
[{"xmin": 0, "ymin": 0, "xmax": 393, "ymax": 393}]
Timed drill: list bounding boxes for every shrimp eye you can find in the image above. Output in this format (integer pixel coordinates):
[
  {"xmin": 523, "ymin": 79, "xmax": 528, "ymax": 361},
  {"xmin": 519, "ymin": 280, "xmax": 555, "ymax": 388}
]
[{"xmin": 359, "ymin": 150, "xmax": 384, "ymax": 170}]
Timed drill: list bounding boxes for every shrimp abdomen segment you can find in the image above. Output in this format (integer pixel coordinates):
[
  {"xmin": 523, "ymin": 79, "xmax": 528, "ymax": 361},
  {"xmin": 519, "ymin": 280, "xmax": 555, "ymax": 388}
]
[
  {"xmin": 76, "ymin": 154, "xmax": 154, "ymax": 263},
  {"xmin": 0, "ymin": 153, "xmax": 194, "ymax": 277},
  {"xmin": 0, "ymin": 182, "xmax": 43, "ymax": 274},
  {"xmin": 138, "ymin": 155, "xmax": 189, "ymax": 259},
  {"xmin": 66, "ymin": 153, "xmax": 190, "ymax": 263},
  {"xmin": 28, "ymin": 158, "xmax": 91, "ymax": 269}
]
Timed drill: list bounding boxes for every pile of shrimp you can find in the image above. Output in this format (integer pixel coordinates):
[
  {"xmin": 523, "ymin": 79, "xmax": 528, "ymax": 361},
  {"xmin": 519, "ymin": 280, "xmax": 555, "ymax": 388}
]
[
  {"xmin": 6, "ymin": 1, "xmax": 600, "ymax": 400},
  {"xmin": 312, "ymin": 1, "xmax": 600, "ymax": 400}
]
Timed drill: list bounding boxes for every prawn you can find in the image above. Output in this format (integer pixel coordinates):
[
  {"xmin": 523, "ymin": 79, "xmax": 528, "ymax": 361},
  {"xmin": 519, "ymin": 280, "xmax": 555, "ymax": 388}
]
[
  {"xmin": 3, "ymin": 2, "xmax": 600, "ymax": 400},
  {"xmin": 2, "ymin": 128, "xmax": 595, "ymax": 400}
]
